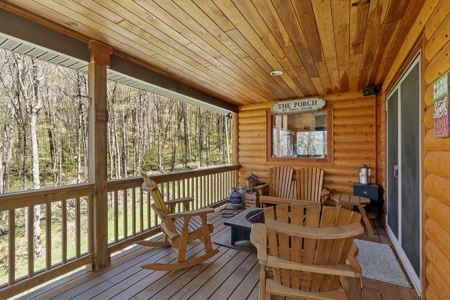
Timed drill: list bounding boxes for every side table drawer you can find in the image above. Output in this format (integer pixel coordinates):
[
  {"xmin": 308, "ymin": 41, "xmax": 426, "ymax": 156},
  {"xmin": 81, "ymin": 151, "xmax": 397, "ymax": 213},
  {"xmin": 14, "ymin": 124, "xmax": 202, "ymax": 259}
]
[{"xmin": 353, "ymin": 183, "xmax": 379, "ymax": 201}]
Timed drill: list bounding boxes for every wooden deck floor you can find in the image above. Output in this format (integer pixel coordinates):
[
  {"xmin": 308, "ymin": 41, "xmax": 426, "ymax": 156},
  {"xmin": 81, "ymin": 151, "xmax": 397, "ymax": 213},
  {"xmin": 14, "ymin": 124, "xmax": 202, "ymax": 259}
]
[{"xmin": 20, "ymin": 209, "xmax": 420, "ymax": 300}]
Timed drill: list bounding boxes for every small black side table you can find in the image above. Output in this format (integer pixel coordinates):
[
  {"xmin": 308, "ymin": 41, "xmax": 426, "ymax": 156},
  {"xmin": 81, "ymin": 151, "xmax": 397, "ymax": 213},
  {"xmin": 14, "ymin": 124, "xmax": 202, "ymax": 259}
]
[{"xmin": 353, "ymin": 183, "xmax": 383, "ymax": 222}]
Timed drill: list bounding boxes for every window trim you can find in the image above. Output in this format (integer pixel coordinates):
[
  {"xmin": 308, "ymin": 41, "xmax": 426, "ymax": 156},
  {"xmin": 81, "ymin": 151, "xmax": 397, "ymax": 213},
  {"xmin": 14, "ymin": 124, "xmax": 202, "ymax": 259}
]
[{"xmin": 265, "ymin": 105, "xmax": 334, "ymax": 164}]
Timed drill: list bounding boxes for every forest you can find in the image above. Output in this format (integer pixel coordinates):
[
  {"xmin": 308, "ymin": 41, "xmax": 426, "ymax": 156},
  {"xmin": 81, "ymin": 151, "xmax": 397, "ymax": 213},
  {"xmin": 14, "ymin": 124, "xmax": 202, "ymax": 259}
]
[
  {"xmin": 0, "ymin": 48, "xmax": 232, "ymax": 278},
  {"xmin": 0, "ymin": 48, "xmax": 232, "ymax": 195}
]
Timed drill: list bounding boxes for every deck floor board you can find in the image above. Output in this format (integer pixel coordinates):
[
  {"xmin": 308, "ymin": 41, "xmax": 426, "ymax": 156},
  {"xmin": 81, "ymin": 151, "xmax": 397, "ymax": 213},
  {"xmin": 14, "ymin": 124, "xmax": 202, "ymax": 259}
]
[{"xmin": 22, "ymin": 210, "xmax": 420, "ymax": 300}]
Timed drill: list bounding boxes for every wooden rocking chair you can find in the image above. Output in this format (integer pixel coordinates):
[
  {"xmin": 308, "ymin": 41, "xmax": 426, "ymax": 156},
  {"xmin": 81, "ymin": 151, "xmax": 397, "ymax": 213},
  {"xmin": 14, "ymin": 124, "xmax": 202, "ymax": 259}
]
[
  {"xmin": 137, "ymin": 175, "xmax": 219, "ymax": 271},
  {"xmin": 251, "ymin": 204, "xmax": 363, "ymax": 300}
]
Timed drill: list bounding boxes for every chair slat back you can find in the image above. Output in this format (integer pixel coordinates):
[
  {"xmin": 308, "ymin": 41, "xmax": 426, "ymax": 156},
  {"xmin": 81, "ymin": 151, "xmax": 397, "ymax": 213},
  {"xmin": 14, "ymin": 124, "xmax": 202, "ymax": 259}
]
[
  {"xmin": 269, "ymin": 166, "xmax": 296, "ymax": 199},
  {"xmin": 297, "ymin": 167, "xmax": 324, "ymax": 202},
  {"xmin": 264, "ymin": 204, "xmax": 361, "ymax": 292},
  {"xmin": 142, "ymin": 175, "xmax": 176, "ymax": 233}
]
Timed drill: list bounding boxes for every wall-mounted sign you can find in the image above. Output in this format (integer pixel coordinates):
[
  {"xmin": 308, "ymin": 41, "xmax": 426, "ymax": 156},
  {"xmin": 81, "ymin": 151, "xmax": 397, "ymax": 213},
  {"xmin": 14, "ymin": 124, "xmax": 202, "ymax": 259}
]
[
  {"xmin": 434, "ymin": 73, "xmax": 450, "ymax": 138},
  {"xmin": 96, "ymin": 109, "xmax": 108, "ymax": 123},
  {"xmin": 271, "ymin": 98, "xmax": 326, "ymax": 114}
]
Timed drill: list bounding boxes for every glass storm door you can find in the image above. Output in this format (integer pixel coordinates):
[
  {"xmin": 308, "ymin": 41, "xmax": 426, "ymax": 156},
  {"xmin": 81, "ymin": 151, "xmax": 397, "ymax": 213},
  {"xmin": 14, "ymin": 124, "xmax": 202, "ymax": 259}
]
[{"xmin": 386, "ymin": 54, "xmax": 422, "ymax": 294}]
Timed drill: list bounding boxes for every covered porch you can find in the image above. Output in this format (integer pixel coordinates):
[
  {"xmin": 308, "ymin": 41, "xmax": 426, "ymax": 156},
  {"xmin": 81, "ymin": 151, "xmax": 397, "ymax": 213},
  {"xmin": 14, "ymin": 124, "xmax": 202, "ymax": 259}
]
[{"xmin": 0, "ymin": 0, "xmax": 449, "ymax": 299}]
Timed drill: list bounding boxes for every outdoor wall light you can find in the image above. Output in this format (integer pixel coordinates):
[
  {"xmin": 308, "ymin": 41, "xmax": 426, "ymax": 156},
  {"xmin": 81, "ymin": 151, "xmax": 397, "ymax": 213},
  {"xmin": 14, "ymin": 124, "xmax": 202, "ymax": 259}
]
[{"xmin": 270, "ymin": 70, "xmax": 284, "ymax": 76}]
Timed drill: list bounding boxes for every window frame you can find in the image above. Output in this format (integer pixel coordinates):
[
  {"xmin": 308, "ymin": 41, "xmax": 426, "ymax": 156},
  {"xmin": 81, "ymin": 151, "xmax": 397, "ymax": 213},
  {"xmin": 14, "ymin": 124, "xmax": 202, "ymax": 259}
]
[{"xmin": 265, "ymin": 105, "xmax": 334, "ymax": 164}]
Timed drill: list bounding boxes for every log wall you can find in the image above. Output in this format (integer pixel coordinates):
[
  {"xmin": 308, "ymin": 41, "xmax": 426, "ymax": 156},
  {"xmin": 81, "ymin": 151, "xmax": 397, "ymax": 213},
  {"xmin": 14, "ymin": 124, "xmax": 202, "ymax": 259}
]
[
  {"xmin": 238, "ymin": 91, "xmax": 376, "ymax": 196},
  {"xmin": 379, "ymin": 0, "xmax": 450, "ymax": 298}
]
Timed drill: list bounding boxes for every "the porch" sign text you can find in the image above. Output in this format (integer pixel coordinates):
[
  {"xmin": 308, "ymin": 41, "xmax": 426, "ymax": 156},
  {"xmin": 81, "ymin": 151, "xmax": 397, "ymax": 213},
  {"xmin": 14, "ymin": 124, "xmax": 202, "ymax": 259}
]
[{"xmin": 271, "ymin": 98, "xmax": 326, "ymax": 114}]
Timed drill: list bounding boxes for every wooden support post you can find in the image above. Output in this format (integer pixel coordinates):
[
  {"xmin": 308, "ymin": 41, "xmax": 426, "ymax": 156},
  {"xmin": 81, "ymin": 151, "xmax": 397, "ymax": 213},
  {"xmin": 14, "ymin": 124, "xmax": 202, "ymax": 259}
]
[
  {"xmin": 232, "ymin": 112, "xmax": 239, "ymax": 186},
  {"xmin": 232, "ymin": 112, "xmax": 239, "ymax": 165},
  {"xmin": 87, "ymin": 40, "xmax": 112, "ymax": 270}
]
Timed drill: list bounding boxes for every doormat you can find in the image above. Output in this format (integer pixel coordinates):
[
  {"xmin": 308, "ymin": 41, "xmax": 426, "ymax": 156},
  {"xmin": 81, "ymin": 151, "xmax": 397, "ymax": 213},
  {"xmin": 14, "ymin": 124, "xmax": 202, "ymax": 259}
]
[
  {"xmin": 354, "ymin": 239, "xmax": 411, "ymax": 287},
  {"xmin": 213, "ymin": 229, "xmax": 256, "ymax": 253}
]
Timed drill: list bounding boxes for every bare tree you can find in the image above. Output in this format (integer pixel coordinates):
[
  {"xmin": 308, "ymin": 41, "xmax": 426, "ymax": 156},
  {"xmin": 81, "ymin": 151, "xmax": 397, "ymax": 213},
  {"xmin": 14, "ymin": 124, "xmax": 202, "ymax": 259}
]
[{"xmin": 16, "ymin": 54, "xmax": 44, "ymax": 258}]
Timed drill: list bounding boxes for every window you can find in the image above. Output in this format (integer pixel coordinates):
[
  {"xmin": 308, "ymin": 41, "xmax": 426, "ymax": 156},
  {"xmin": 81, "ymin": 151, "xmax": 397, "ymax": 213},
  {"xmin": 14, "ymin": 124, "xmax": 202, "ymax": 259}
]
[{"xmin": 266, "ymin": 106, "xmax": 333, "ymax": 163}]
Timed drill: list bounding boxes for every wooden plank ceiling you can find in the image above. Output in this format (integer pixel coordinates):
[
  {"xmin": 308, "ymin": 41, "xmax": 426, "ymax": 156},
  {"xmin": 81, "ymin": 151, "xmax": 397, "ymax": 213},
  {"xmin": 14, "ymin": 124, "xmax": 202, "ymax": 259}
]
[{"xmin": 0, "ymin": 0, "xmax": 424, "ymax": 106}]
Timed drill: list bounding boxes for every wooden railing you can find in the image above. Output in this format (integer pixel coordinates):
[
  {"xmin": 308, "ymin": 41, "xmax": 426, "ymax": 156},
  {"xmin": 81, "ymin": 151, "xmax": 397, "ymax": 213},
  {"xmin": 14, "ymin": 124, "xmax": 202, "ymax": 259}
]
[
  {"xmin": 0, "ymin": 183, "xmax": 95, "ymax": 299},
  {"xmin": 106, "ymin": 165, "xmax": 240, "ymax": 253},
  {"xmin": 0, "ymin": 164, "xmax": 240, "ymax": 299}
]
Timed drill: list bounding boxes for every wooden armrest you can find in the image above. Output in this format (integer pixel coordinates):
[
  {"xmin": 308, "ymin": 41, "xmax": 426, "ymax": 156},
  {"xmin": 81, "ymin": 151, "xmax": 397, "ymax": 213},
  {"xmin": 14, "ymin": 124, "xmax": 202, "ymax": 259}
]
[
  {"xmin": 321, "ymin": 188, "xmax": 331, "ymax": 202},
  {"xmin": 256, "ymin": 184, "xmax": 269, "ymax": 195},
  {"xmin": 165, "ymin": 207, "xmax": 214, "ymax": 219},
  {"xmin": 151, "ymin": 203, "xmax": 167, "ymax": 218},
  {"xmin": 260, "ymin": 196, "xmax": 321, "ymax": 206},
  {"xmin": 265, "ymin": 218, "xmax": 364, "ymax": 239},
  {"xmin": 266, "ymin": 256, "xmax": 360, "ymax": 277},
  {"xmin": 165, "ymin": 197, "xmax": 194, "ymax": 204},
  {"xmin": 250, "ymin": 223, "xmax": 267, "ymax": 262},
  {"xmin": 321, "ymin": 189, "xmax": 330, "ymax": 196}
]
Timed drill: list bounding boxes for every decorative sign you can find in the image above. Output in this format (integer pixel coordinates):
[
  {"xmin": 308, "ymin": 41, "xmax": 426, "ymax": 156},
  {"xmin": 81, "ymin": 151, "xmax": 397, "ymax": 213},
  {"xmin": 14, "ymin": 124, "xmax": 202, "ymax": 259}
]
[
  {"xmin": 271, "ymin": 98, "xmax": 326, "ymax": 114},
  {"xmin": 96, "ymin": 109, "xmax": 108, "ymax": 123},
  {"xmin": 434, "ymin": 73, "xmax": 450, "ymax": 138}
]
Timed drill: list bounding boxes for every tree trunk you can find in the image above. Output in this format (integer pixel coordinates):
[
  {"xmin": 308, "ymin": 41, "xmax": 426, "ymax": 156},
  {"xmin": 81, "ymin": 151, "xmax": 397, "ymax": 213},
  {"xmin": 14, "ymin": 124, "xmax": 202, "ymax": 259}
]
[
  {"xmin": 225, "ymin": 115, "xmax": 230, "ymax": 164},
  {"xmin": 183, "ymin": 103, "xmax": 188, "ymax": 170},
  {"xmin": 121, "ymin": 108, "xmax": 128, "ymax": 178},
  {"xmin": 17, "ymin": 55, "xmax": 43, "ymax": 258}
]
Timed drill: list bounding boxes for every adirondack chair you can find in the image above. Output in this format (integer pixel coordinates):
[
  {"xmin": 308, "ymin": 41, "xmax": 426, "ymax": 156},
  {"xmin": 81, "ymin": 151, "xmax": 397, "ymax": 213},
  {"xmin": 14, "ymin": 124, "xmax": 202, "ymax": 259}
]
[
  {"xmin": 137, "ymin": 175, "xmax": 219, "ymax": 271},
  {"xmin": 257, "ymin": 166, "xmax": 329, "ymax": 207},
  {"xmin": 256, "ymin": 166, "xmax": 299, "ymax": 207},
  {"xmin": 297, "ymin": 167, "xmax": 330, "ymax": 203},
  {"xmin": 250, "ymin": 204, "xmax": 364, "ymax": 300}
]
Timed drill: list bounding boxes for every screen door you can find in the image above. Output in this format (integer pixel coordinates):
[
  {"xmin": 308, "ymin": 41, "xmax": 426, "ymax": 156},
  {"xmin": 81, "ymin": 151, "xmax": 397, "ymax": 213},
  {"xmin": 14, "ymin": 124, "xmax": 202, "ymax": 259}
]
[{"xmin": 386, "ymin": 54, "xmax": 421, "ymax": 293}]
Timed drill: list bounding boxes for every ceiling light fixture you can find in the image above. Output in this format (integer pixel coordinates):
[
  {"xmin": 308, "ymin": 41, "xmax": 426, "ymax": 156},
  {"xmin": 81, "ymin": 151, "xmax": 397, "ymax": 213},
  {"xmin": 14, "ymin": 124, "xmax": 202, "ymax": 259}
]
[{"xmin": 270, "ymin": 70, "xmax": 283, "ymax": 76}]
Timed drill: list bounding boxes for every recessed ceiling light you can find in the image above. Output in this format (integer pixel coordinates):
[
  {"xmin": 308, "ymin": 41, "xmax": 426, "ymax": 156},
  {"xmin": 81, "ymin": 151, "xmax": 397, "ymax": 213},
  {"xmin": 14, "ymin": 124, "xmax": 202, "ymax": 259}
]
[{"xmin": 270, "ymin": 70, "xmax": 283, "ymax": 76}]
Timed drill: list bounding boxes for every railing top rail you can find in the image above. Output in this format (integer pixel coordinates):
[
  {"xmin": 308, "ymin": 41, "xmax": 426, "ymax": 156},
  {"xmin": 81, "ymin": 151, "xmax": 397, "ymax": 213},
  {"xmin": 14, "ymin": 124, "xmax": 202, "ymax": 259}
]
[
  {"xmin": 107, "ymin": 164, "xmax": 241, "ymax": 189},
  {"xmin": 0, "ymin": 183, "xmax": 95, "ymax": 211}
]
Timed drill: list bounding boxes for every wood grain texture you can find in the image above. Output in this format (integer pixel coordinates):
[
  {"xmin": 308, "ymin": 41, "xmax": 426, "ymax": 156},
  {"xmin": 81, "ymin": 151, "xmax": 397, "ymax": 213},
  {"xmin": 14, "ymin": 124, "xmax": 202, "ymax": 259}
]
[{"xmin": 0, "ymin": 0, "xmax": 426, "ymax": 105}]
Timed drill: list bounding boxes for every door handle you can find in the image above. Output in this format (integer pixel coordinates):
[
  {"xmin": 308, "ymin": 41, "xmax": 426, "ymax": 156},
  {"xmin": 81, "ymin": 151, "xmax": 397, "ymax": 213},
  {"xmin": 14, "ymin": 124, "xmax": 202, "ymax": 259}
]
[{"xmin": 394, "ymin": 165, "xmax": 399, "ymax": 179}]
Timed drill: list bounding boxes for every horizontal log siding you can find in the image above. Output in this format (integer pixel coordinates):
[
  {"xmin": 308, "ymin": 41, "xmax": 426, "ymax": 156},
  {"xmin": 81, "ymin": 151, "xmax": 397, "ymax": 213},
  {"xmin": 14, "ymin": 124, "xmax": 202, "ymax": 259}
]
[
  {"xmin": 380, "ymin": 0, "xmax": 450, "ymax": 297},
  {"xmin": 238, "ymin": 91, "xmax": 376, "ymax": 196}
]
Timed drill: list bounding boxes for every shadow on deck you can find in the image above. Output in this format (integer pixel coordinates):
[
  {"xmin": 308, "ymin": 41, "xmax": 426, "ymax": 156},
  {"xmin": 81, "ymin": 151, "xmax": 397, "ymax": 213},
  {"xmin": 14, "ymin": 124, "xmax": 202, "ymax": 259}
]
[{"xmin": 19, "ymin": 209, "xmax": 420, "ymax": 300}]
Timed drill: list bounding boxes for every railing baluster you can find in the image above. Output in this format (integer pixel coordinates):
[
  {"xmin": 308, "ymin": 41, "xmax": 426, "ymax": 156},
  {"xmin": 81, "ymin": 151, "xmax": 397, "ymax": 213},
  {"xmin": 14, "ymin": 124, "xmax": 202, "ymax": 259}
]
[
  {"xmin": 8, "ymin": 209, "xmax": 16, "ymax": 285},
  {"xmin": 215, "ymin": 173, "xmax": 217, "ymax": 204},
  {"xmin": 27, "ymin": 205, "xmax": 34, "ymax": 277},
  {"xmin": 216, "ymin": 173, "xmax": 222, "ymax": 202},
  {"xmin": 207, "ymin": 175, "xmax": 211, "ymax": 206},
  {"xmin": 171, "ymin": 181, "xmax": 175, "ymax": 202},
  {"xmin": 62, "ymin": 198, "xmax": 67, "ymax": 264},
  {"xmin": 75, "ymin": 197, "xmax": 80, "ymax": 258},
  {"xmin": 88, "ymin": 194, "xmax": 93, "ymax": 254},
  {"xmin": 114, "ymin": 190, "xmax": 118, "ymax": 243},
  {"xmin": 199, "ymin": 176, "xmax": 202, "ymax": 209},
  {"xmin": 132, "ymin": 187, "xmax": 136, "ymax": 236},
  {"xmin": 46, "ymin": 202, "xmax": 52, "ymax": 269},
  {"xmin": 123, "ymin": 190, "xmax": 128, "ymax": 239},
  {"xmin": 140, "ymin": 187, "xmax": 144, "ymax": 233},
  {"xmin": 189, "ymin": 178, "xmax": 197, "ymax": 209},
  {"xmin": 207, "ymin": 174, "xmax": 211, "ymax": 206},
  {"xmin": 204, "ymin": 175, "xmax": 207, "ymax": 208},
  {"xmin": 192, "ymin": 177, "xmax": 195, "ymax": 210},
  {"xmin": 146, "ymin": 187, "xmax": 151, "ymax": 230}
]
